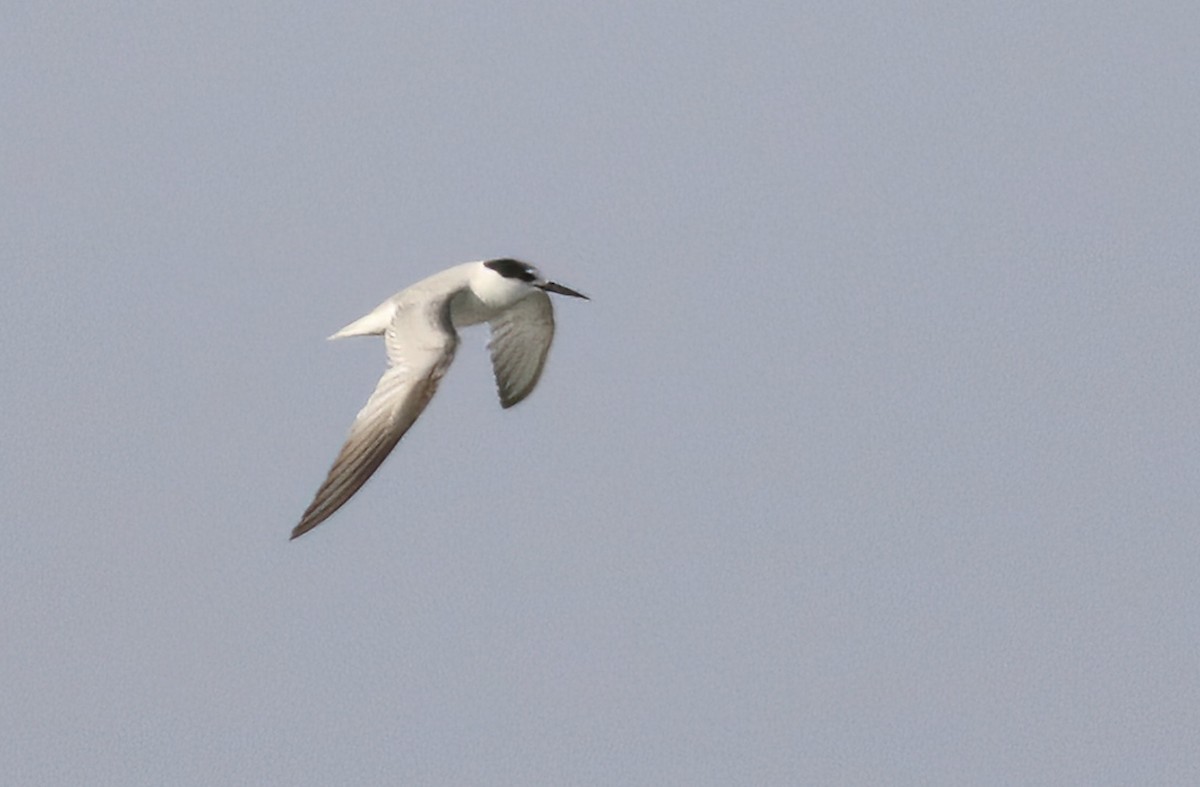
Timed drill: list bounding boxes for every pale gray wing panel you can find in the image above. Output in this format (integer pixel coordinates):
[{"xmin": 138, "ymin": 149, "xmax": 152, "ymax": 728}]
[
  {"xmin": 292, "ymin": 301, "xmax": 457, "ymax": 539},
  {"xmin": 487, "ymin": 291, "xmax": 555, "ymax": 409}
]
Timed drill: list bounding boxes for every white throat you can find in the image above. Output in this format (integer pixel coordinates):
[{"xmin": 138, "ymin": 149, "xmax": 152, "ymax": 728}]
[{"xmin": 470, "ymin": 267, "xmax": 535, "ymax": 309}]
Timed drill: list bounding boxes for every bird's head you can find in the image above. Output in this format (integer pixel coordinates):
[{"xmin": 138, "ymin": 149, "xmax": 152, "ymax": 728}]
[{"xmin": 476, "ymin": 258, "xmax": 589, "ymax": 305}]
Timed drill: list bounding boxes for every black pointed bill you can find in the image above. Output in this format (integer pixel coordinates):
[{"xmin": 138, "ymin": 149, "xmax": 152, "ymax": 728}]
[{"xmin": 538, "ymin": 281, "xmax": 589, "ymax": 300}]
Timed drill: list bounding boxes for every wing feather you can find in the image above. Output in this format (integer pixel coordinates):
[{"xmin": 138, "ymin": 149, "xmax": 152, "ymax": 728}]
[
  {"xmin": 487, "ymin": 291, "xmax": 555, "ymax": 409},
  {"xmin": 291, "ymin": 300, "xmax": 457, "ymax": 539}
]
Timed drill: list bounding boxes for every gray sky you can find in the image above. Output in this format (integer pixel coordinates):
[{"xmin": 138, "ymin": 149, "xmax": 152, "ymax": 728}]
[{"xmin": 3, "ymin": 2, "xmax": 1198, "ymax": 784}]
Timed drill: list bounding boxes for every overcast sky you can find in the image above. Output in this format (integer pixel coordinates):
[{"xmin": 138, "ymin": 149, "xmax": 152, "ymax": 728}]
[{"xmin": 3, "ymin": 2, "xmax": 1199, "ymax": 784}]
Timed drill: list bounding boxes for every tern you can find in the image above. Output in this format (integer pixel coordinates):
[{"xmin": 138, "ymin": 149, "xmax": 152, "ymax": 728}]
[{"xmin": 291, "ymin": 258, "xmax": 588, "ymax": 540}]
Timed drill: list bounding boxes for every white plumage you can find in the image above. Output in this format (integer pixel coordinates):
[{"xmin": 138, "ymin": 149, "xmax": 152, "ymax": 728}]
[{"xmin": 292, "ymin": 258, "xmax": 588, "ymax": 540}]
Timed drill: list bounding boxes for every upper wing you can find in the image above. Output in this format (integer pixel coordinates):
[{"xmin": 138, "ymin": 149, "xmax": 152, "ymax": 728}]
[
  {"xmin": 291, "ymin": 300, "xmax": 458, "ymax": 539},
  {"xmin": 487, "ymin": 290, "xmax": 555, "ymax": 409}
]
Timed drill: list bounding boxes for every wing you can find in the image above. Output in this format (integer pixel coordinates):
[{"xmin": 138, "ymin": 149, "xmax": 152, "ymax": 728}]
[
  {"xmin": 291, "ymin": 300, "xmax": 458, "ymax": 539},
  {"xmin": 487, "ymin": 290, "xmax": 555, "ymax": 409}
]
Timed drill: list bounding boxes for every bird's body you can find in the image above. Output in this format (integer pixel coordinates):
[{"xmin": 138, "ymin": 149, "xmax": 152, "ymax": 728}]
[{"xmin": 291, "ymin": 258, "xmax": 587, "ymax": 540}]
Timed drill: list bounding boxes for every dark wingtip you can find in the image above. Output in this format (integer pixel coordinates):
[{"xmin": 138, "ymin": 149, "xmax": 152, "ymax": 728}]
[{"xmin": 290, "ymin": 518, "xmax": 318, "ymax": 541}]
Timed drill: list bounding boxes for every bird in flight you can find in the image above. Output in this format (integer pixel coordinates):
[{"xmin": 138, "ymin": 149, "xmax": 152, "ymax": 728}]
[{"xmin": 291, "ymin": 258, "xmax": 588, "ymax": 540}]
